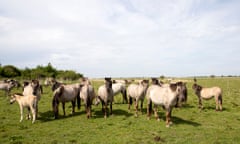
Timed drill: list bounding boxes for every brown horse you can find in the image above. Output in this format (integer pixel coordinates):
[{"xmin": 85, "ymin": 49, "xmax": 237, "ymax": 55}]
[{"xmin": 192, "ymin": 83, "xmax": 222, "ymax": 111}]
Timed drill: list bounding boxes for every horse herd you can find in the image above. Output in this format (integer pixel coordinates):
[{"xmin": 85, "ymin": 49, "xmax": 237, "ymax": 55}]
[{"xmin": 0, "ymin": 77, "xmax": 223, "ymax": 127}]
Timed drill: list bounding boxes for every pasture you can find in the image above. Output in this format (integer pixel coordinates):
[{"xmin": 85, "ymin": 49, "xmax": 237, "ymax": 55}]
[{"xmin": 0, "ymin": 77, "xmax": 240, "ymax": 144}]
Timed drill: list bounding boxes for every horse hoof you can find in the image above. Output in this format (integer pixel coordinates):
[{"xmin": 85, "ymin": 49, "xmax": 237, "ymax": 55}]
[{"xmin": 166, "ymin": 125, "xmax": 170, "ymax": 128}]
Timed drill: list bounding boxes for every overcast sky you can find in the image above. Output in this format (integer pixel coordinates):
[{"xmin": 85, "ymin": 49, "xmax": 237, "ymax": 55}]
[{"xmin": 0, "ymin": 0, "xmax": 240, "ymax": 78}]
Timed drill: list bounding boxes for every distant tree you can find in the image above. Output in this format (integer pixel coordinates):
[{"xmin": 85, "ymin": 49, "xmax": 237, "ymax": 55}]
[
  {"xmin": 56, "ymin": 70, "xmax": 82, "ymax": 80},
  {"xmin": 210, "ymin": 75, "xmax": 215, "ymax": 78},
  {"xmin": 160, "ymin": 75, "xmax": 165, "ymax": 79},
  {"xmin": 1, "ymin": 65, "xmax": 21, "ymax": 78},
  {"xmin": 21, "ymin": 67, "xmax": 32, "ymax": 79},
  {"xmin": 0, "ymin": 63, "xmax": 83, "ymax": 80}
]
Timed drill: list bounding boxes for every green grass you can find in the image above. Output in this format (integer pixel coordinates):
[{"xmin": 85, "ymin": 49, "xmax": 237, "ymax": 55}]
[{"xmin": 1, "ymin": 78, "xmax": 240, "ymax": 144}]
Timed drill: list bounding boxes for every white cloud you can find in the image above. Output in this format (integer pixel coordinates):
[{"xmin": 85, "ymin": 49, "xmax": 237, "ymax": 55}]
[{"xmin": 0, "ymin": 0, "xmax": 240, "ymax": 77}]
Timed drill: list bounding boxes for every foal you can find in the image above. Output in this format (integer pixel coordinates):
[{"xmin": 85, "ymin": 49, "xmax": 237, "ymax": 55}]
[{"xmin": 10, "ymin": 93, "xmax": 37, "ymax": 123}]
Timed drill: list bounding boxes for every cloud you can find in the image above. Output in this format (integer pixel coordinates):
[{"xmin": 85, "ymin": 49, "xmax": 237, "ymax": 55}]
[{"xmin": 0, "ymin": 0, "xmax": 240, "ymax": 77}]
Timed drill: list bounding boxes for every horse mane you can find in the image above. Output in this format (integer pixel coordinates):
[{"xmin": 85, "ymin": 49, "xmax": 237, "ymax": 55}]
[{"xmin": 14, "ymin": 93, "xmax": 24, "ymax": 96}]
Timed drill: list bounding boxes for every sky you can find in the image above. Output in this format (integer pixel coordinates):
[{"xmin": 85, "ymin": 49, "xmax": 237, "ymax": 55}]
[{"xmin": 0, "ymin": 0, "xmax": 240, "ymax": 78}]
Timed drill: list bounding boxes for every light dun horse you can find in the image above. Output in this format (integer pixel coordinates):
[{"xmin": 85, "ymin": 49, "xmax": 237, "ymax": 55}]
[
  {"xmin": 23, "ymin": 80, "xmax": 43, "ymax": 119},
  {"xmin": 79, "ymin": 78, "xmax": 96, "ymax": 118},
  {"xmin": 52, "ymin": 83, "xmax": 80, "ymax": 119},
  {"xmin": 10, "ymin": 93, "xmax": 37, "ymax": 123},
  {"xmin": 192, "ymin": 83, "xmax": 222, "ymax": 111},
  {"xmin": 95, "ymin": 78, "xmax": 113, "ymax": 118},
  {"xmin": 146, "ymin": 82, "xmax": 186, "ymax": 127},
  {"xmin": 127, "ymin": 79, "xmax": 149, "ymax": 117},
  {"xmin": 0, "ymin": 79, "xmax": 18, "ymax": 96},
  {"xmin": 112, "ymin": 80, "xmax": 128, "ymax": 104}
]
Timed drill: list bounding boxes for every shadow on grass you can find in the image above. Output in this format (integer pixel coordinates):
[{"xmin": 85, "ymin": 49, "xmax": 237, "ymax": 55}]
[
  {"xmin": 172, "ymin": 116, "xmax": 201, "ymax": 127},
  {"xmin": 198, "ymin": 106, "xmax": 227, "ymax": 112},
  {"xmin": 38, "ymin": 109, "xmax": 86, "ymax": 122},
  {"xmin": 93, "ymin": 108, "xmax": 133, "ymax": 119}
]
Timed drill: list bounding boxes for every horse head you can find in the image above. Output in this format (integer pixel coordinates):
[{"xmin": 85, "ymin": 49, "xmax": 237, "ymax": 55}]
[
  {"xmin": 104, "ymin": 77, "xmax": 112, "ymax": 93},
  {"xmin": 151, "ymin": 78, "xmax": 159, "ymax": 85},
  {"xmin": 52, "ymin": 87, "xmax": 63, "ymax": 119},
  {"xmin": 192, "ymin": 83, "xmax": 202, "ymax": 96},
  {"xmin": 52, "ymin": 81, "xmax": 62, "ymax": 91},
  {"xmin": 10, "ymin": 94, "xmax": 17, "ymax": 104},
  {"xmin": 30, "ymin": 80, "xmax": 40, "ymax": 95}
]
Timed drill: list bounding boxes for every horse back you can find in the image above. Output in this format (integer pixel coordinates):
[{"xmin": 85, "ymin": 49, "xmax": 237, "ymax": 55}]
[
  {"xmin": 148, "ymin": 86, "xmax": 178, "ymax": 106},
  {"xmin": 201, "ymin": 86, "xmax": 222, "ymax": 99},
  {"xmin": 127, "ymin": 84, "xmax": 145, "ymax": 98}
]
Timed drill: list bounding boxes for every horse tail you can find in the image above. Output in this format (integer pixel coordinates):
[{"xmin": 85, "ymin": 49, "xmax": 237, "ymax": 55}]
[
  {"xmin": 87, "ymin": 92, "xmax": 91, "ymax": 109},
  {"xmin": 147, "ymin": 99, "xmax": 152, "ymax": 117},
  {"xmin": 77, "ymin": 88, "xmax": 81, "ymax": 110},
  {"xmin": 129, "ymin": 97, "xmax": 133, "ymax": 105},
  {"xmin": 122, "ymin": 89, "xmax": 128, "ymax": 104},
  {"xmin": 52, "ymin": 94, "xmax": 59, "ymax": 119},
  {"xmin": 218, "ymin": 94, "xmax": 222, "ymax": 105}
]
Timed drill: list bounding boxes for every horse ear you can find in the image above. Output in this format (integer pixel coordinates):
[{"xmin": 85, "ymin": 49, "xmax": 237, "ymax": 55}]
[
  {"xmin": 105, "ymin": 77, "xmax": 111, "ymax": 81},
  {"xmin": 197, "ymin": 85, "xmax": 202, "ymax": 91},
  {"xmin": 194, "ymin": 77, "xmax": 197, "ymax": 83}
]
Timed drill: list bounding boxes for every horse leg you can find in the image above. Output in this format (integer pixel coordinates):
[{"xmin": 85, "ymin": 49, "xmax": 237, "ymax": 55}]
[
  {"xmin": 101, "ymin": 102, "xmax": 104, "ymax": 113},
  {"xmin": 140, "ymin": 99, "xmax": 144, "ymax": 114},
  {"xmin": 219, "ymin": 95, "xmax": 223, "ymax": 111},
  {"xmin": 104, "ymin": 103, "xmax": 108, "ymax": 119},
  {"xmin": 128, "ymin": 97, "xmax": 132, "ymax": 112},
  {"xmin": 62, "ymin": 102, "xmax": 66, "ymax": 116},
  {"xmin": 147, "ymin": 99, "xmax": 152, "ymax": 120},
  {"xmin": 71, "ymin": 100, "xmax": 76, "ymax": 114},
  {"xmin": 198, "ymin": 97, "xmax": 203, "ymax": 110},
  {"xmin": 87, "ymin": 105, "xmax": 92, "ymax": 119},
  {"xmin": 110, "ymin": 102, "xmax": 113, "ymax": 115},
  {"xmin": 122, "ymin": 90, "xmax": 128, "ymax": 104},
  {"xmin": 154, "ymin": 105, "xmax": 159, "ymax": 121},
  {"xmin": 26, "ymin": 106, "xmax": 31, "ymax": 120},
  {"xmin": 215, "ymin": 96, "xmax": 219, "ymax": 111},
  {"xmin": 134, "ymin": 99, "xmax": 139, "ymax": 117},
  {"xmin": 85, "ymin": 104, "xmax": 89, "ymax": 118},
  {"xmin": 165, "ymin": 108, "xmax": 171, "ymax": 127},
  {"xmin": 36, "ymin": 102, "xmax": 38, "ymax": 119},
  {"xmin": 30, "ymin": 106, "xmax": 36, "ymax": 123},
  {"xmin": 19, "ymin": 105, "xmax": 23, "ymax": 122}
]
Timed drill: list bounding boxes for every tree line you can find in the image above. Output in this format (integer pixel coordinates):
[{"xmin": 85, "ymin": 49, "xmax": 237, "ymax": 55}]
[{"xmin": 0, "ymin": 63, "xmax": 83, "ymax": 80}]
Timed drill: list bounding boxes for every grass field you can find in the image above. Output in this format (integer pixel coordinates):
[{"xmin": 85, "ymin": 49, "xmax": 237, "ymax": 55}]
[{"xmin": 0, "ymin": 77, "xmax": 240, "ymax": 144}]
